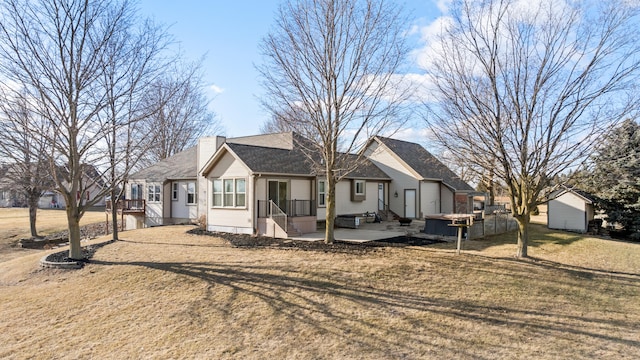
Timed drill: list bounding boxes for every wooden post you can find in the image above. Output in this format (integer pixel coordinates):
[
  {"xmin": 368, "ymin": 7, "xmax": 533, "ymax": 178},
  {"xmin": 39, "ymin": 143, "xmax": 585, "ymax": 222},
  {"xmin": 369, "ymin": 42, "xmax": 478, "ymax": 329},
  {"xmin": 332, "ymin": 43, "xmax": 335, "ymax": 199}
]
[
  {"xmin": 456, "ymin": 225, "xmax": 463, "ymax": 255},
  {"xmin": 448, "ymin": 216, "xmax": 473, "ymax": 255}
]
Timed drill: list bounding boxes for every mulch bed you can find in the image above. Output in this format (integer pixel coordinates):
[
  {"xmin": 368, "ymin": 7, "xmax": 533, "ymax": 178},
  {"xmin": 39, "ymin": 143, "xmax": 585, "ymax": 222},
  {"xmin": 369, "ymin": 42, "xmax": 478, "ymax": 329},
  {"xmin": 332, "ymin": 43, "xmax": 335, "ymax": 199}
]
[
  {"xmin": 43, "ymin": 240, "xmax": 115, "ymax": 266},
  {"xmin": 187, "ymin": 228, "xmax": 444, "ymax": 254},
  {"xmin": 20, "ymin": 222, "xmax": 109, "ymax": 249}
]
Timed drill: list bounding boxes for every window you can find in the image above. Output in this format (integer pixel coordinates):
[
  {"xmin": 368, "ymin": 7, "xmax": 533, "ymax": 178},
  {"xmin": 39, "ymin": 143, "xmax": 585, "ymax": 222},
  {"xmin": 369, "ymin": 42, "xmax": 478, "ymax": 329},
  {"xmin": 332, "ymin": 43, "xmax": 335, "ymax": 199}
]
[
  {"xmin": 172, "ymin": 183, "xmax": 178, "ymax": 201},
  {"xmin": 235, "ymin": 179, "xmax": 245, "ymax": 207},
  {"xmin": 224, "ymin": 179, "xmax": 234, "ymax": 206},
  {"xmin": 148, "ymin": 184, "xmax": 160, "ymax": 202},
  {"xmin": 318, "ymin": 179, "xmax": 326, "ymax": 207},
  {"xmin": 131, "ymin": 184, "xmax": 143, "ymax": 200},
  {"xmin": 212, "ymin": 178, "xmax": 246, "ymax": 207},
  {"xmin": 212, "ymin": 179, "xmax": 222, "ymax": 206},
  {"xmin": 187, "ymin": 182, "xmax": 196, "ymax": 205},
  {"xmin": 351, "ymin": 179, "xmax": 366, "ymax": 202},
  {"xmin": 355, "ymin": 180, "xmax": 365, "ymax": 195}
]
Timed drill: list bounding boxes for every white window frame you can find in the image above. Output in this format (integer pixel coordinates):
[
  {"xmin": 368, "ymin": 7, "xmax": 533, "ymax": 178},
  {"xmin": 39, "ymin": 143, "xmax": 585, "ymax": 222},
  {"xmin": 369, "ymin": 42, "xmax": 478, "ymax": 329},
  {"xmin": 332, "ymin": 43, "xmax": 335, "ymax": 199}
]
[
  {"xmin": 186, "ymin": 182, "xmax": 196, "ymax": 205},
  {"xmin": 212, "ymin": 179, "xmax": 223, "ymax": 207},
  {"xmin": 147, "ymin": 184, "xmax": 161, "ymax": 203},
  {"xmin": 212, "ymin": 178, "xmax": 246, "ymax": 208},
  {"xmin": 172, "ymin": 183, "xmax": 178, "ymax": 201},
  {"xmin": 235, "ymin": 179, "xmax": 246, "ymax": 207},
  {"xmin": 318, "ymin": 179, "xmax": 326, "ymax": 207}
]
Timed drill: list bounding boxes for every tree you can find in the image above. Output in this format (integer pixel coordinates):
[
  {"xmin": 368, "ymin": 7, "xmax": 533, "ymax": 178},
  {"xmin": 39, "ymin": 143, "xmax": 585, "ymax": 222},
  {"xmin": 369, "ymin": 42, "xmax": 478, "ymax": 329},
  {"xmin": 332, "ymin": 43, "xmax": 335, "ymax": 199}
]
[
  {"xmin": 423, "ymin": 0, "xmax": 640, "ymax": 257},
  {"xmin": 136, "ymin": 61, "xmax": 221, "ymax": 169},
  {"xmin": 259, "ymin": 0, "xmax": 413, "ymax": 243},
  {"xmin": 583, "ymin": 119, "xmax": 640, "ymax": 239},
  {"xmin": 0, "ymin": 90, "xmax": 54, "ymax": 237},
  {"xmin": 96, "ymin": 17, "xmax": 169, "ymax": 241},
  {"xmin": 0, "ymin": 0, "xmax": 170, "ymax": 259}
]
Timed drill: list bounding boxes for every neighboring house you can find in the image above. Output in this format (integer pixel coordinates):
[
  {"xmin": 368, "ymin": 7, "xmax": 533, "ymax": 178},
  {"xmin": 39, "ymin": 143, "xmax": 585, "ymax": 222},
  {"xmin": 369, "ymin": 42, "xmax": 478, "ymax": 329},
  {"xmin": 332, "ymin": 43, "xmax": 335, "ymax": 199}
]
[
  {"xmin": 124, "ymin": 132, "xmax": 476, "ymax": 238},
  {"xmin": 0, "ymin": 163, "xmax": 106, "ymax": 209},
  {"xmin": 38, "ymin": 164, "xmax": 108, "ymax": 208},
  {"xmin": 363, "ymin": 136, "xmax": 476, "ymax": 218},
  {"xmin": 547, "ymin": 187, "xmax": 596, "ymax": 233}
]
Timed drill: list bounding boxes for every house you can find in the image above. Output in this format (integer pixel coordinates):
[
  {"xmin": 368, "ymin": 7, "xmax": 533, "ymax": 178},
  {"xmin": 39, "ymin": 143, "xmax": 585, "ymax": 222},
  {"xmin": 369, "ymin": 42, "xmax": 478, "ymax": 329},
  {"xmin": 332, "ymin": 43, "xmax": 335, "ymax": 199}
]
[
  {"xmin": 363, "ymin": 136, "xmax": 476, "ymax": 218},
  {"xmin": 0, "ymin": 163, "xmax": 106, "ymax": 209},
  {"xmin": 123, "ymin": 136, "xmax": 222, "ymax": 229},
  {"xmin": 200, "ymin": 132, "xmax": 391, "ymax": 237},
  {"xmin": 547, "ymin": 187, "xmax": 597, "ymax": 233},
  {"xmin": 124, "ymin": 132, "xmax": 476, "ymax": 238}
]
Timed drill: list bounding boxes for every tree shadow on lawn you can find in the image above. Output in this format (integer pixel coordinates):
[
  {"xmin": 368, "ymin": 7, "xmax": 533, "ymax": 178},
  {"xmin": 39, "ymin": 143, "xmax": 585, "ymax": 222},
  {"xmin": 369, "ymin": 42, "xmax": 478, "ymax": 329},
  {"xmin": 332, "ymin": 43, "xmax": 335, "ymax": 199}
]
[
  {"xmin": 89, "ymin": 255, "xmax": 640, "ymax": 357},
  {"xmin": 463, "ymin": 224, "xmax": 595, "ymax": 252}
]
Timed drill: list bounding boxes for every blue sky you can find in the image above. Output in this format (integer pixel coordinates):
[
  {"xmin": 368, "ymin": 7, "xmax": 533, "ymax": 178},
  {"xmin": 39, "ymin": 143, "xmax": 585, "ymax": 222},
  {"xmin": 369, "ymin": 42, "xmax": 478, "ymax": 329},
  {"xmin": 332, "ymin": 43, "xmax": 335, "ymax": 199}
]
[{"xmin": 137, "ymin": 0, "xmax": 445, "ymax": 138}]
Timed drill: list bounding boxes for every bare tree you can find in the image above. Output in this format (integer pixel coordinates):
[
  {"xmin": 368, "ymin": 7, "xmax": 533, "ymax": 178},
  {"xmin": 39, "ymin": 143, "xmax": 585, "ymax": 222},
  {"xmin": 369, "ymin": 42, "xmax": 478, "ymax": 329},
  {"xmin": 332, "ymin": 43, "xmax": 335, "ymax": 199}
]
[
  {"xmin": 259, "ymin": 0, "xmax": 413, "ymax": 243},
  {"xmin": 0, "ymin": 0, "xmax": 171, "ymax": 259},
  {"xmin": 97, "ymin": 17, "xmax": 170, "ymax": 240},
  {"xmin": 0, "ymin": 90, "xmax": 53, "ymax": 237},
  {"xmin": 424, "ymin": 0, "xmax": 640, "ymax": 257},
  {"xmin": 136, "ymin": 61, "xmax": 221, "ymax": 168}
]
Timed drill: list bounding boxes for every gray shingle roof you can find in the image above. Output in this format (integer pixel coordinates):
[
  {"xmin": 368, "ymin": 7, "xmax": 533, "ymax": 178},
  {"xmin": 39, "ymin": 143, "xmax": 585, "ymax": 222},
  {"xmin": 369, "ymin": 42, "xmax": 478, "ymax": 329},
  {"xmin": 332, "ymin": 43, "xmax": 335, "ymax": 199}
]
[
  {"xmin": 130, "ymin": 146, "xmax": 197, "ymax": 182},
  {"xmin": 375, "ymin": 136, "xmax": 474, "ymax": 191},
  {"xmin": 226, "ymin": 142, "xmax": 315, "ymax": 175},
  {"xmin": 225, "ymin": 133, "xmax": 390, "ymax": 179}
]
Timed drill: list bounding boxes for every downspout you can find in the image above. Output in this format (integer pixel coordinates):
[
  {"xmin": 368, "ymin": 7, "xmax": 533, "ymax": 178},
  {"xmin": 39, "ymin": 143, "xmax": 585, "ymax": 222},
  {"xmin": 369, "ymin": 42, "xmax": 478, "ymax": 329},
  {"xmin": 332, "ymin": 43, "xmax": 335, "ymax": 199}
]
[
  {"xmin": 253, "ymin": 174, "xmax": 259, "ymax": 235},
  {"xmin": 417, "ymin": 179, "xmax": 421, "ymax": 219}
]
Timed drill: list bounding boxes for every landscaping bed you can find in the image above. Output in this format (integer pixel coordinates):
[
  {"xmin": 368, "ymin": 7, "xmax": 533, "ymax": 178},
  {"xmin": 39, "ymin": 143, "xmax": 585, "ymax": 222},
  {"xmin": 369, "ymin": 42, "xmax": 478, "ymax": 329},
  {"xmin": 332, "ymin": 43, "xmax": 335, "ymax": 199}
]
[
  {"xmin": 19, "ymin": 222, "xmax": 108, "ymax": 249},
  {"xmin": 187, "ymin": 228, "xmax": 444, "ymax": 253}
]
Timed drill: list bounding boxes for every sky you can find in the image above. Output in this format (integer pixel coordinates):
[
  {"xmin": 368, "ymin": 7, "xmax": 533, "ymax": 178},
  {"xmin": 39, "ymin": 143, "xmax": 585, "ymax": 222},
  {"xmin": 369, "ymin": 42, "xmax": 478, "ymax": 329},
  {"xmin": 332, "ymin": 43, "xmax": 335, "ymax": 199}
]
[{"xmin": 137, "ymin": 0, "xmax": 446, "ymax": 140}]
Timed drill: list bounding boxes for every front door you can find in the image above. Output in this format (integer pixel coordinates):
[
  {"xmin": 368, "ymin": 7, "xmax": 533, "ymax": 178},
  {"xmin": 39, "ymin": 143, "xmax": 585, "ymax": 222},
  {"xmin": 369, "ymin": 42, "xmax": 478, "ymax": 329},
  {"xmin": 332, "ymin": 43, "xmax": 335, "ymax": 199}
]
[
  {"xmin": 268, "ymin": 180, "xmax": 288, "ymax": 213},
  {"xmin": 405, "ymin": 189, "xmax": 416, "ymax": 218},
  {"xmin": 378, "ymin": 183, "xmax": 384, "ymax": 211}
]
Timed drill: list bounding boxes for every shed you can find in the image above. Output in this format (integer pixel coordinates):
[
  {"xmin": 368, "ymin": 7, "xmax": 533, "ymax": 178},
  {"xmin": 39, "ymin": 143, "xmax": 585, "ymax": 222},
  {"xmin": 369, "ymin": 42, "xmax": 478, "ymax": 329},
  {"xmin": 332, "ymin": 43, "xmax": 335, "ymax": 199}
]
[{"xmin": 547, "ymin": 188, "xmax": 596, "ymax": 233}]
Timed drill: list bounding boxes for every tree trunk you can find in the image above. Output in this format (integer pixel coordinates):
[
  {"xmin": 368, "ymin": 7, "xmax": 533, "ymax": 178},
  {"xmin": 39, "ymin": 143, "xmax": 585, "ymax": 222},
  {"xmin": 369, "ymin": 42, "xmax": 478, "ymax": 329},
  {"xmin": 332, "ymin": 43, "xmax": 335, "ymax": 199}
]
[
  {"xmin": 66, "ymin": 205, "xmax": 83, "ymax": 260},
  {"xmin": 110, "ymin": 189, "xmax": 119, "ymax": 241},
  {"xmin": 28, "ymin": 198, "xmax": 39, "ymax": 238},
  {"xmin": 515, "ymin": 213, "xmax": 530, "ymax": 258},
  {"xmin": 324, "ymin": 173, "xmax": 336, "ymax": 244}
]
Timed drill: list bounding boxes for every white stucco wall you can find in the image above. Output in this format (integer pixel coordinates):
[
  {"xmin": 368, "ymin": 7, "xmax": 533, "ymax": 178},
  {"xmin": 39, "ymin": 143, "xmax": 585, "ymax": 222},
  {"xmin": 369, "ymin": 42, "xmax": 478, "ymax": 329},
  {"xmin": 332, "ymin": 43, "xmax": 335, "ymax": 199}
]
[
  {"xmin": 206, "ymin": 151, "xmax": 253, "ymax": 233},
  {"xmin": 420, "ymin": 181, "xmax": 440, "ymax": 217},
  {"xmin": 548, "ymin": 191, "xmax": 590, "ymax": 233},
  {"xmin": 365, "ymin": 141, "xmax": 420, "ymax": 217},
  {"xmin": 440, "ymin": 186, "xmax": 454, "ymax": 214},
  {"xmin": 170, "ymin": 181, "xmax": 198, "ymax": 220},
  {"xmin": 290, "ymin": 179, "xmax": 311, "ymax": 200}
]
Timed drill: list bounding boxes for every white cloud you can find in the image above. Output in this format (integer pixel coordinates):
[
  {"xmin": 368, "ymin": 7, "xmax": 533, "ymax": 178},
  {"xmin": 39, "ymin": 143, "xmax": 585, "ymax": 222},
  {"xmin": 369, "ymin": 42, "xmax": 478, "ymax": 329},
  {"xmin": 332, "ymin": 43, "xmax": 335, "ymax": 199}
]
[
  {"xmin": 435, "ymin": 0, "xmax": 452, "ymax": 13},
  {"xmin": 209, "ymin": 84, "xmax": 224, "ymax": 94}
]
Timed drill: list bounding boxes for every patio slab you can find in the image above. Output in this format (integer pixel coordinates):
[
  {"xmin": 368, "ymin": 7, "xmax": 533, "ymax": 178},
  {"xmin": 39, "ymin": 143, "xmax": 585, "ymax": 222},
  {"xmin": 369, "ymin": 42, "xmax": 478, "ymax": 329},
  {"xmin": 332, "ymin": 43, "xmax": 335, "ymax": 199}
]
[{"xmin": 290, "ymin": 220, "xmax": 434, "ymax": 243}]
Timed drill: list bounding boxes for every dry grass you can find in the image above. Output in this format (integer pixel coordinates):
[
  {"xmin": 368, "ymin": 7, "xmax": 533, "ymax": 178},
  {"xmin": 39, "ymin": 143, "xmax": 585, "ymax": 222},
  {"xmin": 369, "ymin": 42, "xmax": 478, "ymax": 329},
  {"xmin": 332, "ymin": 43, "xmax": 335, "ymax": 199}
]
[
  {"xmin": 0, "ymin": 208, "xmax": 107, "ymax": 263},
  {"xmin": 1, "ymin": 223, "xmax": 639, "ymax": 359}
]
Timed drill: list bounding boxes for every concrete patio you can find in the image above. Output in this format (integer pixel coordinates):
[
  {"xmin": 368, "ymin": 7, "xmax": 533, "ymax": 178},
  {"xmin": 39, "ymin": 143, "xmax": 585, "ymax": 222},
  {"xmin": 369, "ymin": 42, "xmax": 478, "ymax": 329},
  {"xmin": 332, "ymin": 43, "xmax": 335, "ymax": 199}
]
[{"xmin": 290, "ymin": 219, "xmax": 443, "ymax": 243}]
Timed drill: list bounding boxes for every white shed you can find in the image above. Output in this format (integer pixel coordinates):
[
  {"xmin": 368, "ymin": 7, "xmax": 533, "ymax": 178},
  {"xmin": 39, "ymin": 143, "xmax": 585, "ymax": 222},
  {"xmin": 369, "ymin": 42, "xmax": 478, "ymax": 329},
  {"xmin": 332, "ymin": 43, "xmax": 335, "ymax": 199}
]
[{"xmin": 547, "ymin": 188, "xmax": 596, "ymax": 233}]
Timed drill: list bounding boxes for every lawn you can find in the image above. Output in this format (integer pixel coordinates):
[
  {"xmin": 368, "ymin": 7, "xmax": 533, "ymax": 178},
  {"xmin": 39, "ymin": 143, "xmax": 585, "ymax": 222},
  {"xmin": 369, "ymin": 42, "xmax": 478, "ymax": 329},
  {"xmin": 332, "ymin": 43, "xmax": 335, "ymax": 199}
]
[
  {"xmin": 0, "ymin": 223, "xmax": 638, "ymax": 359},
  {"xmin": 0, "ymin": 208, "xmax": 108, "ymax": 263}
]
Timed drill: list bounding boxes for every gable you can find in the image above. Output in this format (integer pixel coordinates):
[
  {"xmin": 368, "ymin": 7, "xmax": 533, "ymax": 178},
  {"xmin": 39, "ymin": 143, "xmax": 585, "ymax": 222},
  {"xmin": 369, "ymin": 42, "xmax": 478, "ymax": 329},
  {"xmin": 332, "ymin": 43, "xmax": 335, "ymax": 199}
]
[
  {"xmin": 207, "ymin": 150, "xmax": 250, "ymax": 178},
  {"xmin": 371, "ymin": 137, "xmax": 474, "ymax": 191}
]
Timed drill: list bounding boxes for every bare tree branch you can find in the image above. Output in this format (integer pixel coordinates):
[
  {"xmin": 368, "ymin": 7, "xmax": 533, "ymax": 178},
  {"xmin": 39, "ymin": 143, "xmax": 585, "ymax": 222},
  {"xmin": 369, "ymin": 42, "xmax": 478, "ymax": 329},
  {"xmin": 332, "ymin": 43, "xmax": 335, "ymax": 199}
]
[
  {"xmin": 424, "ymin": 0, "xmax": 640, "ymax": 257},
  {"xmin": 259, "ymin": 0, "xmax": 413, "ymax": 243}
]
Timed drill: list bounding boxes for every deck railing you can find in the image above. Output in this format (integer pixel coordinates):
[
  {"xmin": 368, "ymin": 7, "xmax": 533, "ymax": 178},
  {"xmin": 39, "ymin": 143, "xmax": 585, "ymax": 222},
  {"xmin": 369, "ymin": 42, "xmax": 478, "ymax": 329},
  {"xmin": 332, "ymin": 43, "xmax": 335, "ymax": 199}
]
[
  {"xmin": 106, "ymin": 199, "xmax": 145, "ymax": 213},
  {"xmin": 257, "ymin": 200, "xmax": 316, "ymax": 218}
]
